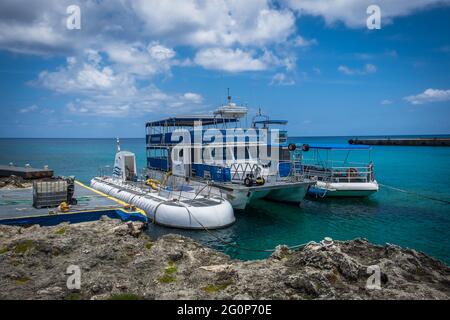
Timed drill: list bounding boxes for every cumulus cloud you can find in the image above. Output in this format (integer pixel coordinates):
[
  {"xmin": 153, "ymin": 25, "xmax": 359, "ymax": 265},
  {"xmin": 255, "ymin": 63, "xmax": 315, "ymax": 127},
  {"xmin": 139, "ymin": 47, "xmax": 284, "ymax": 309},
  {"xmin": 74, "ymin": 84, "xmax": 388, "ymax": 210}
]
[
  {"xmin": 381, "ymin": 99, "xmax": 393, "ymax": 105},
  {"xmin": 34, "ymin": 55, "xmax": 134, "ymax": 95},
  {"xmin": 130, "ymin": 0, "xmax": 295, "ymax": 47},
  {"xmin": 404, "ymin": 88, "xmax": 450, "ymax": 105},
  {"xmin": 338, "ymin": 63, "xmax": 377, "ymax": 75},
  {"xmin": 270, "ymin": 73, "xmax": 295, "ymax": 86},
  {"xmin": 194, "ymin": 48, "xmax": 267, "ymax": 72},
  {"xmin": 292, "ymin": 36, "xmax": 318, "ymax": 47},
  {"xmin": 284, "ymin": 0, "xmax": 450, "ymax": 28},
  {"xmin": 33, "ymin": 51, "xmax": 204, "ymax": 117},
  {"xmin": 183, "ymin": 92, "xmax": 203, "ymax": 104}
]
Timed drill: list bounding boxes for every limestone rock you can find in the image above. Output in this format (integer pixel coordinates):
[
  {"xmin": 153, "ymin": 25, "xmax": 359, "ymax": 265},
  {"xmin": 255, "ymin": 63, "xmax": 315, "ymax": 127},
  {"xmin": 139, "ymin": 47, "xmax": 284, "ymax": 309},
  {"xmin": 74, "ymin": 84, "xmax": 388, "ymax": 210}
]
[{"xmin": 0, "ymin": 219, "xmax": 448, "ymax": 300}]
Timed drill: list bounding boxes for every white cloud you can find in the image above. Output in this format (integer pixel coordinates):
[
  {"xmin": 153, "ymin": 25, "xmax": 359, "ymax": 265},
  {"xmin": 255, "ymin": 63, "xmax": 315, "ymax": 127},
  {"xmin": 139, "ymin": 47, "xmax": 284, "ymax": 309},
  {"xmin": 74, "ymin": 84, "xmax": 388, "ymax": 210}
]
[
  {"xmin": 19, "ymin": 104, "xmax": 39, "ymax": 113},
  {"xmin": 292, "ymin": 36, "xmax": 318, "ymax": 47},
  {"xmin": 131, "ymin": 1, "xmax": 295, "ymax": 47},
  {"xmin": 381, "ymin": 99, "xmax": 393, "ymax": 105},
  {"xmin": 284, "ymin": 0, "xmax": 450, "ymax": 28},
  {"xmin": 104, "ymin": 41, "xmax": 176, "ymax": 77},
  {"xmin": 35, "ymin": 59, "xmax": 133, "ymax": 95},
  {"xmin": 183, "ymin": 92, "xmax": 203, "ymax": 104},
  {"xmin": 194, "ymin": 48, "xmax": 266, "ymax": 72},
  {"xmin": 404, "ymin": 88, "xmax": 450, "ymax": 105},
  {"xmin": 338, "ymin": 63, "xmax": 377, "ymax": 75},
  {"xmin": 33, "ymin": 51, "xmax": 204, "ymax": 118},
  {"xmin": 270, "ymin": 73, "xmax": 295, "ymax": 86}
]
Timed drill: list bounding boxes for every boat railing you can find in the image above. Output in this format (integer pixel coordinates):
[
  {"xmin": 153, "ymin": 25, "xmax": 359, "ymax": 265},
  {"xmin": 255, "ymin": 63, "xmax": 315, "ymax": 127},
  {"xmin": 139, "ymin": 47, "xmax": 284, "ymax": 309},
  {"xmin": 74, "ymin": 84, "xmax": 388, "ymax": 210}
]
[
  {"xmin": 230, "ymin": 162, "xmax": 261, "ymax": 181},
  {"xmin": 301, "ymin": 164, "xmax": 375, "ymax": 183},
  {"xmin": 97, "ymin": 165, "xmax": 113, "ymax": 177},
  {"xmin": 229, "ymin": 161, "xmax": 297, "ymax": 184},
  {"xmin": 156, "ymin": 174, "xmax": 225, "ymax": 203}
]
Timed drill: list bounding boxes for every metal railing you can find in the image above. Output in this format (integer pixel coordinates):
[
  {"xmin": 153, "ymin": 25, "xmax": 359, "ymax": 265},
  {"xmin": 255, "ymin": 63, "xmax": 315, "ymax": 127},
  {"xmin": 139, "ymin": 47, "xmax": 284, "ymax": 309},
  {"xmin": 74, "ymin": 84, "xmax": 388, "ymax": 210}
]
[
  {"xmin": 301, "ymin": 164, "xmax": 374, "ymax": 183},
  {"xmin": 230, "ymin": 162, "xmax": 261, "ymax": 181}
]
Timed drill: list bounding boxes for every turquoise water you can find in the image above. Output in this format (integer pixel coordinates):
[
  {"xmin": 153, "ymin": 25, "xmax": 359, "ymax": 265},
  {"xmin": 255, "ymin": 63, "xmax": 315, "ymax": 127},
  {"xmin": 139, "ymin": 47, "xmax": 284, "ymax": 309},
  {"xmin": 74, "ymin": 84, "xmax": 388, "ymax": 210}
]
[{"xmin": 1, "ymin": 137, "xmax": 449, "ymax": 264}]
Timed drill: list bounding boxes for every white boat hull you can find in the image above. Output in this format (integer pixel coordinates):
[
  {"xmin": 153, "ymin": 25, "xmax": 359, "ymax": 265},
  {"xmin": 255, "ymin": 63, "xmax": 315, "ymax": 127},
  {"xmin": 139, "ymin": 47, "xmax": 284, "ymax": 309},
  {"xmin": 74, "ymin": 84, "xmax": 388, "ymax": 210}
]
[
  {"xmin": 217, "ymin": 182, "xmax": 311, "ymax": 210},
  {"xmin": 90, "ymin": 178, "xmax": 235, "ymax": 229},
  {"xmin": 308, "ymin": 180, "xmax": 379, "ymax": 197}
]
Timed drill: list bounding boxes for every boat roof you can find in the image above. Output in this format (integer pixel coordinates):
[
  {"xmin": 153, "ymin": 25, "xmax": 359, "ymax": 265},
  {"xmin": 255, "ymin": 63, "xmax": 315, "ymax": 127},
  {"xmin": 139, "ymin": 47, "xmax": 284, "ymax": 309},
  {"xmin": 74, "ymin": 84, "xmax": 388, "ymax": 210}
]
[
  {"xmin": 146, "ymin": 115, "xmax": 239, "ymax": 127},
  {"xmin": 306, "ymin": 143, "xmax": 372, "ymax": 150},
  {"xmin": 253, "ymin": 120, "xmax": 288, "ymax": 125}
]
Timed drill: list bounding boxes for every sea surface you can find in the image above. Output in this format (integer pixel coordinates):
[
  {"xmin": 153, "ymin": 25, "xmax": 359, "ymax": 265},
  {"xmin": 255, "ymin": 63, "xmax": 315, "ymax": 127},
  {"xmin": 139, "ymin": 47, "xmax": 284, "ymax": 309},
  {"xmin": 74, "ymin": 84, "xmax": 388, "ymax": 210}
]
[{"xmin": 1, "ymin": 136, "xmax": 449, "ymax": 264}]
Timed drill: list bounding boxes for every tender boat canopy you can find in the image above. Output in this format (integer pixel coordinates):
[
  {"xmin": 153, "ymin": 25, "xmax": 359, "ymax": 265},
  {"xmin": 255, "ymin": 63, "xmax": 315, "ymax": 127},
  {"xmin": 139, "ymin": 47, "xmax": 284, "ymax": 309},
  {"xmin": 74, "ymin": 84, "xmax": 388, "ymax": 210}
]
[{"xmin": 303, "ymin": 143, "xmax": 372, "ymax": 150}]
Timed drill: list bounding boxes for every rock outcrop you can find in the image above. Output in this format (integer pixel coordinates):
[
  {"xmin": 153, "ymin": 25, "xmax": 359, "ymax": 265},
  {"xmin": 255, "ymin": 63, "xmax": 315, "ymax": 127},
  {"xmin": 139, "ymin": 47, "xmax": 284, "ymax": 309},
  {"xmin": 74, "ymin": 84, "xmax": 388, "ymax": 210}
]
[
  {"xmin": 0, "ymin": 217, "xmax": 448, "ymax": 300},
  {"xmin": 0, "ymin": 175, "xmax": 32, "ymax": 189}
]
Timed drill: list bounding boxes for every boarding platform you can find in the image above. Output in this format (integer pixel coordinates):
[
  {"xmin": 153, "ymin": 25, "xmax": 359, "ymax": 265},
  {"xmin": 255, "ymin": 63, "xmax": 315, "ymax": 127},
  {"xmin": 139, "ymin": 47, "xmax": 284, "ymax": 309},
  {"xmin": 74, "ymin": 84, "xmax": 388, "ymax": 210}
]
[{"xmin": 0, "ymin": 181, "xmax": 147, "ymax": 226}]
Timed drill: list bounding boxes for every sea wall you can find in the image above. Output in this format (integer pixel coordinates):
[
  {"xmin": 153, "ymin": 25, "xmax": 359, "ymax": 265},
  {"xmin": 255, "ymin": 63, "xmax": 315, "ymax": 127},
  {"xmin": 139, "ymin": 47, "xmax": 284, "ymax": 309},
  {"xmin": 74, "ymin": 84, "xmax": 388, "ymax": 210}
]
[
  {"xmin": 0, "ymin": 217, "xmax": 448, "ymax": 300},
  {"xmin": 349, "ymin": 138, "xmax": 450, "ymax": 146}
]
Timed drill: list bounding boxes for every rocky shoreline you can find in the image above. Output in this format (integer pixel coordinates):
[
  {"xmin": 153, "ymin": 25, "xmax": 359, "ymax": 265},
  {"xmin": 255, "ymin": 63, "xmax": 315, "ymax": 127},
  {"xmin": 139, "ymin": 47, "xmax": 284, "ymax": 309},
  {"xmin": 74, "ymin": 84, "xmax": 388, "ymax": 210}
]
[{"xmin": 0, "ymin": 217, "xmax": 448, "ymax": 300}]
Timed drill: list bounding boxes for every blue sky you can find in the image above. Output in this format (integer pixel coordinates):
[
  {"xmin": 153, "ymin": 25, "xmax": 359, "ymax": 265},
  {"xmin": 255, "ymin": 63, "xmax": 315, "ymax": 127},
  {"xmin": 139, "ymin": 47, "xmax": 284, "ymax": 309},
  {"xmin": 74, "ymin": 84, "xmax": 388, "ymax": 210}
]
[{"xmin": 0, "ymin": 0, "xmax": 449, "ymax": 138}]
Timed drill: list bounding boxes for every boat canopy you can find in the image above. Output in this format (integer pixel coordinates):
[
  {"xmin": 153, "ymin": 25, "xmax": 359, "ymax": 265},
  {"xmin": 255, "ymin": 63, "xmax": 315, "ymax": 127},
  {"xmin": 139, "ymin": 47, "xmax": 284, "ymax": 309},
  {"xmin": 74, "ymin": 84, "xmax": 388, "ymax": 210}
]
[
  {"xmin": 146, "ymin": 116, "xmax": 238, "ymax": 128},
  {"xmin": 303, "ymin": 143, "xmax": 372, "ymax": 150}
]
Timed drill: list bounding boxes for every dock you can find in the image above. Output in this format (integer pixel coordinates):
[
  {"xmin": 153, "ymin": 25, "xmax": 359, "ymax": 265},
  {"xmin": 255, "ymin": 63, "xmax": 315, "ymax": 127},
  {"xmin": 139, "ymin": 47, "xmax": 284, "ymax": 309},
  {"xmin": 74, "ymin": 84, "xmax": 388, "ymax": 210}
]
[
  {"xmin": 349, "ymin": 138, "xmax": 450, "ymax": 147},
  {"xmin": 0, "ymin": 164, "xmax": 54, "ymax": 179},
  {"xmin": 0, "ymin": 181, "xmax": 147, "ymax": 226}
]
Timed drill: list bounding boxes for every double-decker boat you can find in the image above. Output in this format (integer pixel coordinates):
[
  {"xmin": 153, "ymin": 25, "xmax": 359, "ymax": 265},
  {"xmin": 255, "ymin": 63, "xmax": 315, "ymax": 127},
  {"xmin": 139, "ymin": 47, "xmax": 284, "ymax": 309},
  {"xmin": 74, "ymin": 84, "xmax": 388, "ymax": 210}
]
[{"xmin": 145, "ymin": 96, "xmax": 312, "ymax": 210}]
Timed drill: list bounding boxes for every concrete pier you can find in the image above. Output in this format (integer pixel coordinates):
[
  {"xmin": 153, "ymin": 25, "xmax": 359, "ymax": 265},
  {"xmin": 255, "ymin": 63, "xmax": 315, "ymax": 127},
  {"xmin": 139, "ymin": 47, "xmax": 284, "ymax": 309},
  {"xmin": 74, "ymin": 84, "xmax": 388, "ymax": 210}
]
[
  {"xmin": 349, "ymin": 138, "xmax": 450, "ymax": 147},
  {"xmin": 0, "ymin": 165, "xmax": 54, "ymax": 179}
]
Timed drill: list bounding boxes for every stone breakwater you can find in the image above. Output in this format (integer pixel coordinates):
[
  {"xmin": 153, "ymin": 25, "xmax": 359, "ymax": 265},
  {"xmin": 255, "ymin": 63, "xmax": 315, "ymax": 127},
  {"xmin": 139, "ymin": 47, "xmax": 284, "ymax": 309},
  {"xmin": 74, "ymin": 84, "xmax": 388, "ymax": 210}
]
[{"xmin": 0, "ymin": 217, "xmax": 449, "ymax": 300}]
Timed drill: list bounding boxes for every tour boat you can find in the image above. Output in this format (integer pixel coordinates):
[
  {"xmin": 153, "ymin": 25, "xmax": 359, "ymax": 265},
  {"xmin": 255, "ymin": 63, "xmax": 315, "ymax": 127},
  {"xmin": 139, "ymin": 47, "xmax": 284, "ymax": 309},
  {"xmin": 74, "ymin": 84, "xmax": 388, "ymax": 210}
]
[
  {"xmin": 299, "ymin": 143, "xmax": 379, "ymax": 197},
  {"xmin": 144, "ymin": 95, "xmax": 312, "ymax": 210}
]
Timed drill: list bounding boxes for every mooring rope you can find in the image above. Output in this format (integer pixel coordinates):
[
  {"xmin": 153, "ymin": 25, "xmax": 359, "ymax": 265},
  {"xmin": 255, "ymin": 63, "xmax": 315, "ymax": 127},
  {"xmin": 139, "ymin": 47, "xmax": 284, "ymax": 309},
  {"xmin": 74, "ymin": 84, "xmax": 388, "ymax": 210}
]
[
  {"xmin": 379, "ymin": 183, "xmax": 450, "ymax": 205},
  {"xmin": 176, "ymin": 201, "xmax": 312, "ymax": 253}
]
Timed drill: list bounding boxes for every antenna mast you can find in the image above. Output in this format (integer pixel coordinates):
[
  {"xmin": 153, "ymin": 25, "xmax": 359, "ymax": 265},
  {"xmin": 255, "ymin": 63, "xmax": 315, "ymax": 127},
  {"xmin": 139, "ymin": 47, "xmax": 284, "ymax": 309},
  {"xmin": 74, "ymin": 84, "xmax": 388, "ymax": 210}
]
[{"xmin": 116, "ymin": 137, "xmax": 121, "ymax": 152}]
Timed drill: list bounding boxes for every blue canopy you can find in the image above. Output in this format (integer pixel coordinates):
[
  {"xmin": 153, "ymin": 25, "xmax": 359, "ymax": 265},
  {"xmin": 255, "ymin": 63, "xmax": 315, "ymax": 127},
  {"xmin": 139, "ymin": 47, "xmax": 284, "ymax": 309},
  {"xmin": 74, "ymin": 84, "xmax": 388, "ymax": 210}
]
[
  {"xmin": 303, "ymin": 143, "xmax": 372, "ymax": 150},
  {"xmin": 146, "ymin": 116, "xmax": 238, "ymax": 127}
]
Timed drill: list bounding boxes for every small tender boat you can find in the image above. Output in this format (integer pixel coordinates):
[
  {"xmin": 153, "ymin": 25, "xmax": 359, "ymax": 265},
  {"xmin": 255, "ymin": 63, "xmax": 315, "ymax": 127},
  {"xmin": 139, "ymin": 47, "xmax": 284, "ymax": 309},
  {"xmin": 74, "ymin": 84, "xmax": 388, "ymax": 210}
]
[
  {"xmin": 91, "ymin": 140, "xmax": 235, "ymax": 229},
  {"xmin": 300, "ymin": 143, "xmax": 379, "ymax": 197}
]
